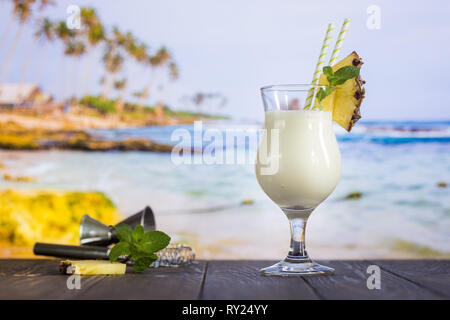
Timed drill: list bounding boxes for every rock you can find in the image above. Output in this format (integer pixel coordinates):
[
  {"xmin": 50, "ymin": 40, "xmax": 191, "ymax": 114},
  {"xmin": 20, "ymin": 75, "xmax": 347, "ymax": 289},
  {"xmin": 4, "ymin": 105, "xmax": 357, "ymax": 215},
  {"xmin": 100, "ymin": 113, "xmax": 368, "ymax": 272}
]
[
  {"xmin": 70, "ymin": 138, "xmax": 173, "ymax": 152},
  {"xmin": 3, "ymin": 174, "xmax": 36, "ymax": 182},
  {"xmin": 0, "ymin": 121, "xmax": 173, "ymax": 153},
  {"xmin": 0, "ymin": 132, "xmax": 39, "ymax": 150},
  {"xmin": 345, "ymin": 191, "xmax": 362, "ymax": 200},
  {"xmin": 0, "ymin": 190, "xmax": 122, "ymax": 247}
]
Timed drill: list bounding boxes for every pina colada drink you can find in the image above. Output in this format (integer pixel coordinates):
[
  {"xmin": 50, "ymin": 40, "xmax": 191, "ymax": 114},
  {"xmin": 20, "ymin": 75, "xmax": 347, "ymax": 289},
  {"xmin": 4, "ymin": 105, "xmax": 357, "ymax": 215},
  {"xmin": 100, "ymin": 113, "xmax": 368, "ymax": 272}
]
[
  {"xmin": 256, "ymin": 110, "xmax": 341, "ymax": 211},
  {"xmin": 256, "ymin": 18, "xmax": 366, "ymax": 276}
]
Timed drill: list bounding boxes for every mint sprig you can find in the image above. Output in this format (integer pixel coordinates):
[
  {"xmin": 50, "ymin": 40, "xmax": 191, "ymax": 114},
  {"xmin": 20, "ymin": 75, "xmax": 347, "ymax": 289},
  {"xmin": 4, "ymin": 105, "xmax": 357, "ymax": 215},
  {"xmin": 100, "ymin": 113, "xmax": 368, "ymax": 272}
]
[
  {"xmin": 109, "ymin": 224, "xmax": 171, "ymax": 273},
  {"xmin": 314, "ymin": 65, "xmax": 360, "ymax": 109}
]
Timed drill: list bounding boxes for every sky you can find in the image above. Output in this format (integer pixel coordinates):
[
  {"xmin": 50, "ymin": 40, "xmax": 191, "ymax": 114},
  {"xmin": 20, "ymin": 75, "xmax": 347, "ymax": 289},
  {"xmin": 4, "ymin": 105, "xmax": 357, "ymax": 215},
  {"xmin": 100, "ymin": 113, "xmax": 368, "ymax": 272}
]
[{"xmin": 0, "ymin": 0, "xmax": 449, "ymax": 121}]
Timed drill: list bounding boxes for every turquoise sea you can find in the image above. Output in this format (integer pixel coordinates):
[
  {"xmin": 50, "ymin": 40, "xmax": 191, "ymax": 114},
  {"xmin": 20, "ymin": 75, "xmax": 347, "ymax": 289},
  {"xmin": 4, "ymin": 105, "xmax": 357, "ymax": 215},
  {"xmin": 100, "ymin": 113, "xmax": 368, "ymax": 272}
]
[{"xmin": 1, "ymin": 120, "xmax": 449, "ymax": 259}]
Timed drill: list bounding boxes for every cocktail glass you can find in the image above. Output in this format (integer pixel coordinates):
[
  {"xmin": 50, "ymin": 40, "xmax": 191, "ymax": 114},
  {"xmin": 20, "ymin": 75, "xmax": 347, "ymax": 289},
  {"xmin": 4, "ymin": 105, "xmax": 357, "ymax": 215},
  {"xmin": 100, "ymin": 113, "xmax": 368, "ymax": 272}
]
[{"xmin": 255, "ymin": 84, "xmax": 341, "ymax": 276}]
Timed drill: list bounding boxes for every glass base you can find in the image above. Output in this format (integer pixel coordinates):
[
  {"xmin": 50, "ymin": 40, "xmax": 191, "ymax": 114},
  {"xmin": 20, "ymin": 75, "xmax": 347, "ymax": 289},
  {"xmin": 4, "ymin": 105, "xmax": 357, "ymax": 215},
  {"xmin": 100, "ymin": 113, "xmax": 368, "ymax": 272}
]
[{"xmin": 260, "ymin": 258, "xmax": 334, "ymax": 277}]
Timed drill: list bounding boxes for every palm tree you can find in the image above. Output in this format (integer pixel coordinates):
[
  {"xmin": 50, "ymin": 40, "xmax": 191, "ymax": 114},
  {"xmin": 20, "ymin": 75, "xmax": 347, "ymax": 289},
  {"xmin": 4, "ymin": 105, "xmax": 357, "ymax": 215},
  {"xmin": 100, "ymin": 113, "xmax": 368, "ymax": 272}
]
[
  {"xmin": 32, "ymin": 18, "xmax": 54, "ymax": 83},
  {"xmin": 64, "ymin": 39, "xmax": 86, "ymax": 100},
  {"xmin": 98, "ymin": 28, "xmax": 149, "ymax": 108},
  {"xmin": 126, "ymin": 34, "xmax": 147, "ymax": 63},
  {"xmin": 80, "ymin": 8, "xmax": 104, "ymax": 97},
  {"xmin": 132, "ymin": 89, "xmax": 146, "ymax": 105},
  {"xmin": 156, "ymin": 61, "xmax": 179, "ymax": 111},
  {"xmin": 0, "ymin": 0, "xmax": 34, "ymax": 83},
  {"xmin": 122, "ymin": 34, "xmax": 146, "ymax": 105},
  {"xmin": 100, "ymin": 26, "xmax": 139, "ymax": 100},
  {"xmin": 0, "ymin": 1, "xmax": 20, "ymax": 52},
  {"xmin": 54, "ymin": 20, "xmax": 74, "ymax": 45},
  {"xmin": 137, "ymin": 46, "xmax": 171, "ymax": 108},
  {"xmin": 102, "ymin": 47, "xmax": 124, "ymax": 99},
  {"xmin": 1, "ymin": 0, "xmax": 54, "ymax": 84},
  {"xmin": 113, "ymin": 78, "xmax": 126, "ymax": 114},
  {"xmin": 54, "ymin": 20, "xmax": 75, "ymax": 101},
  {"xmin": 182, "ymin": 92, "xmax": 226, "ymax": 114},
  {"xmin": 20, "ymin": 17, "xmax": 52, "ymax": 86},
  {"xmin": 34, "ymin": 17, "xmax": 54, "ymax": 48}
]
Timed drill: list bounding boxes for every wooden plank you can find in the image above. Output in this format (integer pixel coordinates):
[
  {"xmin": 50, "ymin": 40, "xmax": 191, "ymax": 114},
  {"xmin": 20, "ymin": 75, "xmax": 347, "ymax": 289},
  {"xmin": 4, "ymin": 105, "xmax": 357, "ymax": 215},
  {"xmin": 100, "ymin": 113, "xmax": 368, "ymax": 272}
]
[
  {"xmin": 200, "ymin": 260, "xmax": 319, "ymax": 299},
  {"xmin": 303, "ymin": 260, "xmax": 442, "ymax": 300},
  {"xmin": 75, "ymin": 261, "xmax": 207, "ymax": 300},
  {"xmin": 0, "ymin": 259, "xmax": 207, "ymax": 300},
  {"xmin": 369, "ymin": 260, "xmax": 450, "ymax": 298},
  {"xmin": 0, "ymin": 259, "xmax": 95, "ymax": 299},
  {"xmin": 0, "ymin": 259, "xmax": 58, "ymax": 276},
  {"xmin": 1, "ymin": 259, "xmax": 448, "ymax": 300}
]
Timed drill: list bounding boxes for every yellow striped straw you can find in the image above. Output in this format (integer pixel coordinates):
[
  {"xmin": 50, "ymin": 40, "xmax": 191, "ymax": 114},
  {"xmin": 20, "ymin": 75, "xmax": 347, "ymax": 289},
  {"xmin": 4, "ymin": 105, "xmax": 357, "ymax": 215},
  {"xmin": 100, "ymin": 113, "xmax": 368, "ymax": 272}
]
[
  {"xmin": 329, "ymin": 18, "xmax": 351, "ymax": 66},
  {"xmin": 304, "ymin": 23, "xmax": 335, "ymax": 109}
]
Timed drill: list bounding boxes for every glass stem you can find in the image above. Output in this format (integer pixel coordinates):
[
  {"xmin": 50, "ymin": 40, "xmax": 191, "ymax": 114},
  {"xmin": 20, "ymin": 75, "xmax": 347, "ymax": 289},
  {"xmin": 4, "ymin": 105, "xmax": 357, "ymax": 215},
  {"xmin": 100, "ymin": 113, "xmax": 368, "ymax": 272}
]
[{"xmin": 283, "ymin": 208, "xmax": 313, "ymax": 263}]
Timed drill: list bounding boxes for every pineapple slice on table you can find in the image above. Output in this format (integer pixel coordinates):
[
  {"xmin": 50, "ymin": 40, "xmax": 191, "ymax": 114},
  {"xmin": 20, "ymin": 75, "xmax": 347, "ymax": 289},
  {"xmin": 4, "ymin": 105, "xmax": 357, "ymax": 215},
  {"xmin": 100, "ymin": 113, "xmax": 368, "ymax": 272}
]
[
  {"xmin": 59, "ymin": 260, "xmax": 126, "ymax": 275},
  {"xmin": 316, "ymin": 51, "xmax": 366, "ymax": 131}
]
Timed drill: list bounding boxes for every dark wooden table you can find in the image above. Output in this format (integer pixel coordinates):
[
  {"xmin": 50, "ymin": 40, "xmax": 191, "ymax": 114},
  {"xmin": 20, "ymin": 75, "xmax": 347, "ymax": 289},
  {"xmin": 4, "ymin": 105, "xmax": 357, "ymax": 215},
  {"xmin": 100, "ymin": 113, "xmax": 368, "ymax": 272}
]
[{"xmin": 0, "ymin": 259, "xmax": 448, "ymax": 299}]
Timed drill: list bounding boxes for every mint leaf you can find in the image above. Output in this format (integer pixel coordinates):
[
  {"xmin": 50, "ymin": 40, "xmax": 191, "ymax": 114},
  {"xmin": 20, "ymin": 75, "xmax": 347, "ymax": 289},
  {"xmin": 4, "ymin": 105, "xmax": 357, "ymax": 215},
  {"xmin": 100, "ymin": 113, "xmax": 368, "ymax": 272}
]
[
  {"xmin": 327, "ymin": 76, "xmax": 338, "ymax": 84},
  {"xmin": 331, "ymin": 78, "xmax": 348, "ymax": 86},
  {"xmin": 333, "ymin": 65, "xmax": 360, "ymax": 82},
  {"xmin": 133, "ymin": 256, "xmax": 158, "ymax": 273},
  {"xmin": 132, "ymin": 224, "xmax": 144, "ymax": 243},
  {"xmin": 115, "ymin": 223, "xmax": 132, "ymax": 243},
  {"xmin": 109, "ymin": 241, "xmax": 131, "ymax": 262},
  {"xmin": 111, "ymin": 225, "xmax": 171, "ymax": 273},
  {"xmin": 323, "ymin": 66, "xmax": 334, "ymax": 78},
  {"xmin": 316, "ymin": 88, "xmax": 326, "ymax": 102},
  {"xmin": 315, "ymin": 86, "xmax": 335, "ymax": 110},
  {"xmin": 322, "ymin": 65, "xmax": 359, "ymax": 87},
  {"xmin": 141, "ymin": 231, "xmax": 171, "ymax": 253},
  {"xmin": 316, "ymin": 86, "xmax": 334, "ymax": 103},
  {"xmin": 324, "ymin": 86, "xmax": 333, "ymax": 96},
  {"xmin": 129, "ymin": 243, "xmax": 149, "ymax": 261}
]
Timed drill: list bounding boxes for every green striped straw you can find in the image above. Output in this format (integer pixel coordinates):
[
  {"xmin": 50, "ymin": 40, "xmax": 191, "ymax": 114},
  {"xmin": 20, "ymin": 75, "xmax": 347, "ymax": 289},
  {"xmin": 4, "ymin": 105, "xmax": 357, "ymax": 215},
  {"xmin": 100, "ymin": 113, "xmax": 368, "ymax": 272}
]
[
  {"xmin": 329, "ymin": 18, "xmax": 351, "ymax": 66},
  {"xmin": 304, "ymin": 23, "xmax": 335, "ymax": 109}
]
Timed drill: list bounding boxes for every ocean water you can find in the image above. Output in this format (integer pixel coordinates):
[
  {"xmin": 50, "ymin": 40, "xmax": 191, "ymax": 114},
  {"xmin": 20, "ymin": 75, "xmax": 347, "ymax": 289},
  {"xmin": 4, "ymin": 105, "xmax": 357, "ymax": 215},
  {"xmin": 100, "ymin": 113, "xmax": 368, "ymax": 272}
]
[{"xmin": 1, "ymin": 120, "xmax": 449, "ymax": 259}]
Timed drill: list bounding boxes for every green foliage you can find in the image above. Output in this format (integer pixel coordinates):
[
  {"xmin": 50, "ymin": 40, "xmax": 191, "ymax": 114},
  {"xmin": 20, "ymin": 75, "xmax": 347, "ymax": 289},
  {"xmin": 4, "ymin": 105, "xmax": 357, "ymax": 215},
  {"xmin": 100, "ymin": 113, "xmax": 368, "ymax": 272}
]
[
  {"xmin": 315, "ymin": 86, "xmax": 334, "ymax": 110},
  {"xmin": 314, "ymin": 65, "xmax": 360, "ymax": 109},
  {"xmin": 80, "ymin": 96, "xmax": 117, "ymax": 114},
  {"xmin": 79, "ymin": 95, "xmax": 226, "ymax": 119},
  {"xmin": 333, "ymin": 66, "xmax": 360, "ymax": 84},
  {"xmin": 108, "ymin": 241, "xmax": 130, "ymax": 262},
  {"xmin": 163, "ymin": 106, "xmax": 226, "ymax": 119},
  {"xmin": 109, "ymin": 224, "xmax": 171, "ymax": 273},
  {"xmin": 115, "ymin": 223, "xmax": 132, "ymax": 242},
  {"xmin": 322, "ymin": 65, "xmax": 359, "ymax": 87}
]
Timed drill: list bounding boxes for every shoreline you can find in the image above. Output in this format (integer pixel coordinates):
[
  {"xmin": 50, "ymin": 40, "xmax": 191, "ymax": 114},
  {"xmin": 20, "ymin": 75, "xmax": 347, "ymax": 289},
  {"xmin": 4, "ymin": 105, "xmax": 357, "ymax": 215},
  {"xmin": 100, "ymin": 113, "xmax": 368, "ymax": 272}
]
[
  {"xmin": 0, "ymin": 112, "xmax": 201, "ymax": 130},
  {"xmin": 0, "ymin": 117, "xmax": 176, "ymax": 153},
  {"xmin": 0, "ymin": 104, "xmax": 227, "ymax": 130}
]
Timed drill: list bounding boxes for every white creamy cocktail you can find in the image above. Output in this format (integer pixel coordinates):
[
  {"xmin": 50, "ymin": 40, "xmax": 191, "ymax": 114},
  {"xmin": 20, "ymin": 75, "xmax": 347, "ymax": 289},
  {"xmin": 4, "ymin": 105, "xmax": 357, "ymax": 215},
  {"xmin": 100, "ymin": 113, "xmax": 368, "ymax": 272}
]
[
  {"xmin": 255, "ymin": 84, "xmax": 345, "ymax": 276},
  {"xmin": 256, "ymin": 109, "xmax": 341, "ymax": 212},
  {"xmin": 255, "ymin": 19, "xmax": 365, "ymax": 276}
]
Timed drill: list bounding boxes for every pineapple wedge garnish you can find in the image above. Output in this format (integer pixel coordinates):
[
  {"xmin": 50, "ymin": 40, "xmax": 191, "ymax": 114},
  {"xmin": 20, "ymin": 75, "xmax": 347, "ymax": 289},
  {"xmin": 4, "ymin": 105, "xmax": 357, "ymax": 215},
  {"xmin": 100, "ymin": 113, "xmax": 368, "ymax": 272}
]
[
  {"xmin": 59, "ymin": 260, "xmax": 126, "ymax": 275},
  {"xmin": 316, "ymin": 51, "xmax": 366, "ymax": 131}
]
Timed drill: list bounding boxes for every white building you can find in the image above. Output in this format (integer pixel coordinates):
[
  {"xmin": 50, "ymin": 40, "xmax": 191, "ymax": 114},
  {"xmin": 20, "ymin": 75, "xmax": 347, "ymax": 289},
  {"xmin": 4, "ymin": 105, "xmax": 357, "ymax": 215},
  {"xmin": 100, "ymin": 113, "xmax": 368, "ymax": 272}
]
[{"xmin": 0, "ymin": 83, "xmax": 52, "ymax": 107}]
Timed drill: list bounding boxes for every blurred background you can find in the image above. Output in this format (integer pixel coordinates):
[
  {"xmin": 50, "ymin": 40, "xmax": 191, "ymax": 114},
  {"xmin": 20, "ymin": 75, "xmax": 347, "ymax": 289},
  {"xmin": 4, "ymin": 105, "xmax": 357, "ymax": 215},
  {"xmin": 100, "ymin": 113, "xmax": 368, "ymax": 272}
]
[{"xmin": 0, "ymin": 0, "xmax": 449, "ymax": 259}]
